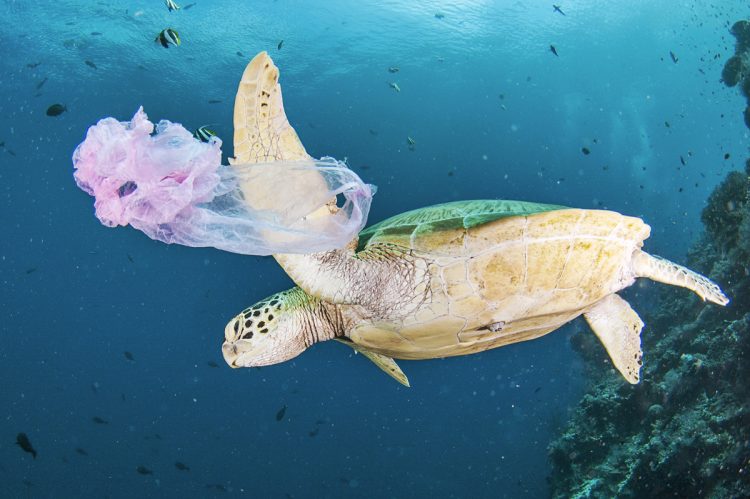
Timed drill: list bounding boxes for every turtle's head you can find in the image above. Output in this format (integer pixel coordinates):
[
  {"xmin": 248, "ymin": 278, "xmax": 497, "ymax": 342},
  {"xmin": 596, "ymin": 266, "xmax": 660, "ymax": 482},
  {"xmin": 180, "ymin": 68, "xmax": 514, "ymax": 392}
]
[{"xmin": 222, "ymin": 288, "xmax": 313, "ymax": 368}]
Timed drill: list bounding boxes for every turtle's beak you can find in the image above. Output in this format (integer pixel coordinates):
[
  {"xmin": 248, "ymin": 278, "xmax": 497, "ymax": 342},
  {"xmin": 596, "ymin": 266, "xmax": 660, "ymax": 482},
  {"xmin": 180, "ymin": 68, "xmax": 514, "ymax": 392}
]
[{"xmin": 221, "ymin": 341, "xmax": 241, "ymax": 368}]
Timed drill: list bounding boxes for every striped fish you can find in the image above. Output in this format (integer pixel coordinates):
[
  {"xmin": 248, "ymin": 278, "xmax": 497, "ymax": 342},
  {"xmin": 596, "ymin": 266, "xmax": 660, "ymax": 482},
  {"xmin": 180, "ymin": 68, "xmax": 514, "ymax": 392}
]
[
  {"xmin": 155, "ymin": 28, "xmax": 180, "ymax": 48},
  {"xmin": 193, "ymin": 126, "xmax": 217, "ymax": 143}
]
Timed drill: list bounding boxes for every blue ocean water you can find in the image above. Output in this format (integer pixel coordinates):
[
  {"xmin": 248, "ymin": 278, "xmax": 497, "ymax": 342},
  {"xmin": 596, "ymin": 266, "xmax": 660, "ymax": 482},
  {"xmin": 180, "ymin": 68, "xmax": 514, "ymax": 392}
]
[{"xmin": 0, "ymin": 1, "xmax": 746, "ymax": 497}]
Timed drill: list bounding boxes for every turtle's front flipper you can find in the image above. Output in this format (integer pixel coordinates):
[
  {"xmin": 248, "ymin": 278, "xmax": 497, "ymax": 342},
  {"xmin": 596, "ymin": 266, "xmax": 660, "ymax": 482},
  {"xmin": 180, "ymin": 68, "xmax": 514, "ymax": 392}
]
[
  {"xmin": 584, "ymin": 294, "xmax": 643, "ymax": 384},
  {"xmin": 232, "ymin": 51, "xmax": 310, "ymax": 164},
  {"xmin": 334, "ymin": 338, "xmax": 410, "ymax": 387},
  {"xmin": 632, "ymin": 251, "xmax": 729, "ymax": 306}
]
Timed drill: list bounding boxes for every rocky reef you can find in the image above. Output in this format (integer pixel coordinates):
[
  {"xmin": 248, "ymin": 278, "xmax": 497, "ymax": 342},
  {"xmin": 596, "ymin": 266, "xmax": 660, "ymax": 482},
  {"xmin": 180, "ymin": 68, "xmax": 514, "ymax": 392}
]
[{"xmin": 547, "ymin": 162, "xmax": 750, "ymax": 495}]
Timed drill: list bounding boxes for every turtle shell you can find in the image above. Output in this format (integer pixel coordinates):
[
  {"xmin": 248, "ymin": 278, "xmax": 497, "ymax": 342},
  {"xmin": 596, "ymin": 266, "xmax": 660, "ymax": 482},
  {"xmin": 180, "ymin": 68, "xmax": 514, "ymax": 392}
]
[
  {"xmin": 357, "ymin": 199, "xmax": 567, "ymax": 253},
  {"xmin": 347, "ymin": 200, "xmax": 652, "ymax": 360}
]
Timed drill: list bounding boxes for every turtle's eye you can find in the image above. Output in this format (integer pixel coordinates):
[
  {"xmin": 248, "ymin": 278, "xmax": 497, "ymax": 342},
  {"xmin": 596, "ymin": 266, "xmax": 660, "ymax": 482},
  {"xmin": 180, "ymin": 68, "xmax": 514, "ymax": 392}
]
[{"xmin": 224, "ymin": 315, "xmax": 243, "ymax": 342}]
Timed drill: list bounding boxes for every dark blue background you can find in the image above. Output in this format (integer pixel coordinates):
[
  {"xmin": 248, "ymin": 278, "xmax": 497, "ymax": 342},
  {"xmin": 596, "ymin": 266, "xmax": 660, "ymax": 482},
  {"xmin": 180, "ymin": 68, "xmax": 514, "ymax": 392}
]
[{"xmin": 0, "ymin": 1, "xmax": 745, "ymax": 497}]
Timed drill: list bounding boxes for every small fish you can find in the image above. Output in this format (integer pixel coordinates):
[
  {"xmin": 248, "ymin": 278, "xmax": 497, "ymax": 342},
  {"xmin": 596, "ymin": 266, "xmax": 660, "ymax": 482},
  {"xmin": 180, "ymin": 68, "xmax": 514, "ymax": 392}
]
[
  {"xmin": 664, "ymin": 121, "xmax": 670, "ymax": 128},
  {"xmin": 236, "ymin": 51, "xmax": 244, "ymax": 57},
  {"xmin": 90, "ymin": 32, "xmax": 102, "ymax": 36},
  {"xmin": 85, "ymin": 60, "xmax": 97, "ymax": 69},
  {"xmin": 25, "ymin": 268, "xmax": 37, "ymax": 274},
  {"xmin": 36, "ymin": 77, "xmax": 48, "ymax": 90},
  {"xmin": 183, "ymin": 3, "xmax": 196, "ymax": 9},
  {"xmin": 550, "ymin": 45, "xmax": 559, "ymax": 56},
  {"xmin": 124, "ymin": 351, "xmax": 135, "ymax": 361},
  {"xmin": 91, "ymin": 416, "xmax": 109, "ymax": 425},
  {"xmin": 407, "ymin": 136, "xmax": 416, "ymax": 146},
  {"xmin": 277, "ymin": 40, "xmax": 284, "ymax": 50},
  {"xmin": 0, "ymin": 141, "xmax": 4, "ymax": 148},
  {"xmin": 369, "ymin": 129, "xmax": 378, "ymax": 136},
  {"xmin": 434, "ymin": 13, "xmax": 445, "ymax": 19},
  {"xmin": 581, "ymin": 147, "xmax": 590, "ymax": 155},
  {"xmin": 175, "ymin": 461, "xmax": 190, "ymax": 471},
  {"xmin": 193, "ymin": 125, "xmax": 217, "ymax": 142},
  {"xmin": 534, "ymin": 386, "xmax": 542, "ymax": 393},
  {"xmin": 206, "ymin": 360, "xmax": 219, "ymax": 368},
  {"xmin": 165, "ymin": 0, "xmax": 180, "ymax": 11},
  {"xmin": 680, "ymin": 155, "xmax": 686, "ymax": 166},
  {"xmin": 7, "ymin": 150, "xmax": 16, "ymax": 156},
  {"xmin": 206, "ymin": 483, "xmax": 228, "ymax": 492},
  {"xmin": 127, "ymin": 253, "xmax": 134, "ymax": 263},
  {"xmin": 308, "ymin": 427, "xmax": 319, "ymax": 437},
  {"xmin": 276, "ymin": 405, "xmax": 287, "ymax": 422},
  {"xmin": 75, "ymin": 447, "xmax": 88, "ymax": 456},
  {"xmin": 553, "ymin": 4, "xmax": 565, "ymax": 15},
  {"xmin": 155, "ymin": 28, "xmax": 180, "ymax": 48},
  {"xmin": 388, "ymin": 66, "xmax": 399, "ymax": 73},
  {"xmin": 207, "ymin": 99, "xmax": 222, "ymax": 104},
  {"xmin": 388, "ymin": 82, "xmax": 401, "ymax": 92},
  {"xmin": 669, "ymin": 51, "xmax": 678, "ymax": 63},
  {"xmin": 46, "ymin": 103, "xmax": 66, "ymax": 116},
  {"xmin": 724, "ymin": 153, "xmax": 730, "ymax": 160},
  {"xmin": 27, "ymin": 62, "xmax": 41, "ymax": 68},
  {"xmin": 15, "ymin": 433, "xmax": 37, "ymax": 459},
  {"xmin": 136, "ymin": 465, "xmax": 153, "ymax": 475}
]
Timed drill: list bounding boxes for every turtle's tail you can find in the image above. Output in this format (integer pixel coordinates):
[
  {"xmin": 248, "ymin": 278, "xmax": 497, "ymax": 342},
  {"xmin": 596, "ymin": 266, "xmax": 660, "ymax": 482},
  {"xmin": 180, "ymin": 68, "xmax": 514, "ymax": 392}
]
[{"xmin": 632, "ymin": 251, "xmax": 729, "ymax": 306}]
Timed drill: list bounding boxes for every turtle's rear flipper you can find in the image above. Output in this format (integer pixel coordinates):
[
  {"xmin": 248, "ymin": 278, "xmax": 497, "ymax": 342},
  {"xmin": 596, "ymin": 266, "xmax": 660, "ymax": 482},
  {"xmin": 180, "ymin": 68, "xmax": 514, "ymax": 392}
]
[
  {"xmin": 584, "ymin": 294, "xmax": 643, "ymax": 384},
  {"xmin": 334, "ymin": 338, "xmax": 410, "ymax": 387},
  {"xmin": 633, "ymin": 251, "xmax": 729, "ymax": 306}
]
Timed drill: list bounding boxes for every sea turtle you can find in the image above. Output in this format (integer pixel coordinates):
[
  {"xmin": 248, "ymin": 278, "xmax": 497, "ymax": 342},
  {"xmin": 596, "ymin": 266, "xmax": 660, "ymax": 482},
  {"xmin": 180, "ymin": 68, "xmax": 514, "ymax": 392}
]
[{"xmin": 221, "ymin": 52, "xmax": 729, "ymax": 386}]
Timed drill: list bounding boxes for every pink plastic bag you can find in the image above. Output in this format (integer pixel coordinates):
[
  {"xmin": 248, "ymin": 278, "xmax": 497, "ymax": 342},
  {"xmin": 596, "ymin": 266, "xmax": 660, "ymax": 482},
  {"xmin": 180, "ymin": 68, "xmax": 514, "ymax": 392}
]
[{"xmin": 73, "ymin": 107, "xmax": 374, "ymax": 255}]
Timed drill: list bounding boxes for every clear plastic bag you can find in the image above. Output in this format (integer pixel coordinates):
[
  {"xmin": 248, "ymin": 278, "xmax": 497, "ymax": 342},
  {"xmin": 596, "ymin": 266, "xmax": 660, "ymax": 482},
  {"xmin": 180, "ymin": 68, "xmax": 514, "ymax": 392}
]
[{"xmin": 73, "ymin": 107, "xmax": 374, "ymax": 255}]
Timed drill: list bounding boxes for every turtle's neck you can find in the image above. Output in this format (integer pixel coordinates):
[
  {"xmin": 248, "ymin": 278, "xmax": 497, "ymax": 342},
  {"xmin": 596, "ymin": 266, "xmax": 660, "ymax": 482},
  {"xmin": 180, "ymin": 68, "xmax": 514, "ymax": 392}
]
[{"xmin": 297, "ymin": 289, "xmax": 350, "ymax": 346}]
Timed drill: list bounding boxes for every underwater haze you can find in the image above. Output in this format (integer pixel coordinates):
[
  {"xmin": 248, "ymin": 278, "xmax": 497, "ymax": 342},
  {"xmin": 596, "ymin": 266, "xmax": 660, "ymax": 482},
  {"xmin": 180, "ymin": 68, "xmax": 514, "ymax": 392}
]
[{"xmin": 0, "ymin": 1, "xmax": 747, "ymax": 498}]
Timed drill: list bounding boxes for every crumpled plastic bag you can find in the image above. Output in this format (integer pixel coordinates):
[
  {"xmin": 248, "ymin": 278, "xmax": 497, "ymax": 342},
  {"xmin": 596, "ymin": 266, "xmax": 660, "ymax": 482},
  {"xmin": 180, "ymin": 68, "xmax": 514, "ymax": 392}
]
[{"xmin": 73, "ymin": 107, "xmax": 375, "ymax": 255}]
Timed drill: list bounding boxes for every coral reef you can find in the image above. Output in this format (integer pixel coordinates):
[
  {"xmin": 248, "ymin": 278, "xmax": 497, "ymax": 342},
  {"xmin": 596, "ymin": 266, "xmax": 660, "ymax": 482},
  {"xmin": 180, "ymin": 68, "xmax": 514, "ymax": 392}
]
[
  {"xmin": 548, "ymin": 165, "xmax": 750, "ymax": 497},
  {"xmin": 722, "ymin": 20, "xmax": 750, "ymax": 128}
]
